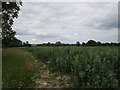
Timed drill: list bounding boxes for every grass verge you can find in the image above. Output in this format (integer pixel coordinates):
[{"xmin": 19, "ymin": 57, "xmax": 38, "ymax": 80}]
[{"xmin": 2, "ymin": 48, "xmax": 36, "ymax": 88}]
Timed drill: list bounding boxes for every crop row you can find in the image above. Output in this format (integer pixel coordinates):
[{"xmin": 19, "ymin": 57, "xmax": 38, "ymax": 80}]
[{"xmin": 24, "ymin": 46, "xmax": 120, "ymax": 88}]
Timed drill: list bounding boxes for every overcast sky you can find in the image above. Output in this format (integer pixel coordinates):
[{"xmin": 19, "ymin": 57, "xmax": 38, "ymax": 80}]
[{"xmin": 13, "ymin": 2, "xmax": 118, "ymax": 44}]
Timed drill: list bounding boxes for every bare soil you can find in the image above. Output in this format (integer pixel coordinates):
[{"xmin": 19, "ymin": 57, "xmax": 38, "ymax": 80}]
[{"xmin": 31, "ymin": 59, "xmax": 73, "ymax": 88}]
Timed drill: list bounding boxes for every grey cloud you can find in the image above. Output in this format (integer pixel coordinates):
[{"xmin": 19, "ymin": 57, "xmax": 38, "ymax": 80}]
[
  {"xmin": 36, "ymin": 34, "xmax": 59, "ymax": 39},
  {"xmin": 13, "ymin": 2, "xmax": 118, "ymax": 43},
  {"xmin": 85, "ymin": 16, "xmax": 118, "ymax": 30},
  {"xmin": 93, "ymin": 14, "xmax": 117, "ymax": 30}
]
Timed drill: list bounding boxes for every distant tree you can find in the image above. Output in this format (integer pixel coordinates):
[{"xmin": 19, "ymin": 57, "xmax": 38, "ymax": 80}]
[
  {"xmin": 86, "ymin": 40, "xmax": 97, "ymax": 46},
  {"xmin": 47, "ymin": 42, "xmax": 51, "ymax": 46},
  {"xmin": 26, "ymin": 41, "xmax": 29, "ymax": 44},
  {"xmin": 51, "ymin": 43, "xmax": 54, "ymax": 46},
  {"xmin": 82, "ymin": 42, "xmax": 86, "ymax": 46},
  {"xmin": 97, "ymin": 41, "xmax": 101, "ymax": 46},
  {"xmin": 71, "ymin": 44, "xmax": 76, "ymax": 46},
  {"xmin": 2, "ymin": 1, "xmax": 22, "ymax": 47},
  {"xmin": 23, "ymin": 41, "xmax": 31, "ymax": 47},
  {"xmin": 104, "ymin": 42, "xmax": 110, "ymax": 46},
  {"xmin": 37, "ymin": 44, "xmax": 40, "ymax": 46},
  {"xmin": 76, "ymin": 41, "xmax": 80, "ymax": 46},
  {"xmin": 117, "ymin": 43, "xmax": 120, "ymax": 46},
  {"xmin": 43, "ymin": 43, "xmax": 46, "ymax": 46},
  {"xmin": 55, "ymin": 41, "xmax": 61, "ymax": 46}
]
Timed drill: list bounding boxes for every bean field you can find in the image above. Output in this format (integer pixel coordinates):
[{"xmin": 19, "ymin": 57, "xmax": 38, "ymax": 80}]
[{"xmin": 23, "ymin": 46, "xmax": 120, "ymax": 88}]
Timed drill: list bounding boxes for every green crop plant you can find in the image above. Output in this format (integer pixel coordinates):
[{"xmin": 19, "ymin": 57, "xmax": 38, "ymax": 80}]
[{"xmin": 23, "ymin": 46, "xmax": 119, "ymax": 88}]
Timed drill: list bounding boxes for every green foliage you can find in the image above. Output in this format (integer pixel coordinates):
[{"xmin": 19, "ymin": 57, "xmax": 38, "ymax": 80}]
[
  {"xmin": 24, "ymin": 46, "xmax": 120, "ymax": 88},
  {"xmin": 76, "ymin": 41, "xmax": 80, "ymax": 46},
  {"xmin": 86, "ymin": 40, "xmax": 97, "ymax": 46},
  {"xmin": 2, "ymin": 48, "xmax": 35, "ymax": 88},
  {"xmin": 55, "ymin": 41, "xmax": 62, "ymax": 46},
  {"xmin": 2, "ymin": 2, "xmax": 22, "ymax": 47}
]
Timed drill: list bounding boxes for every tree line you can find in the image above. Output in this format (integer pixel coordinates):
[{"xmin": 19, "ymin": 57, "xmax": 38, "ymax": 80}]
[{"xmin": 36, "ymin": 40, "xmax": 120, "ymax": 47}]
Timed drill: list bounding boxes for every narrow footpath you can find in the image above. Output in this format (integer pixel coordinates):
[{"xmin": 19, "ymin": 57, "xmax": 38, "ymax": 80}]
[{"xmin": 31, "ymin": 57, "xmax": 73, "ymax": 88}]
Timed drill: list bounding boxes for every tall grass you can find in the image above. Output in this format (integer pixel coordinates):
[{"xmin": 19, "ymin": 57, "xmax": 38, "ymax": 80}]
[
  {"xmin": 24, "ymin": 46, "xmax": 119, "ymax": 88},
  {"xmin": 2, "ymin": 48, "xmax": 35, "ymax": 88}
]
